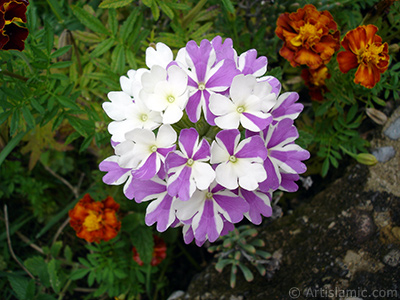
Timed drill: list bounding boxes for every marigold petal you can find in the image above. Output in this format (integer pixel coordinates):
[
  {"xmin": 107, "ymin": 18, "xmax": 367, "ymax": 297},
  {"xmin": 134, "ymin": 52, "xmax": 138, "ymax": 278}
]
[
  {"xmin": 295, "ymin": 48, "xmax": 322, "ymax": 69},
  {"xmin": 337, "ymin": 51, "xmax": 358, "ymax": 73},
  {"xmin": 103, "ymin": 210, "xmax": 121, "ymax": 228},
  {"xmin": 102, "ymin": 196, "xmax": 120, "ymax": 211},
  {"xmin": 354, "ymin": 64, "xmax": 379, "ymax": 89}
]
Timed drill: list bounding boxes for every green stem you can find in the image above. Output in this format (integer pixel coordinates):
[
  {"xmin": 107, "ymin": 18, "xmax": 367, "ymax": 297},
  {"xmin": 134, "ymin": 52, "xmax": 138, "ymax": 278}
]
[{"xmin": 0, "ymin": 70, "xmax": 29, "ymax": 82}]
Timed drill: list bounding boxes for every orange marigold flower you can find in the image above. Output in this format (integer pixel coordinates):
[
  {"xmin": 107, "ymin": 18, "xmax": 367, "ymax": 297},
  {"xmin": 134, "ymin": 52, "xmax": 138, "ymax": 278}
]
[
  {"xmin": 301, "ymin": 65, "xmax": 331, "ymax": 102},
  {"xmin": 336, "ymin": 24, "xmax": 389, "ymax": 89},
  {"xmin": 0, "ymin": 0, "xmax": 29, "ymax": 51},
  {"xmin": 275, "ymin": 4, "xmax": 340, "ymax": 69},
  {"xmin": 69, "ymin": 194, "xmax": 121, "ymax": 243},
  {"xmin": 132, "ymin": 235, "xmax": 167, "ymax": 267}
]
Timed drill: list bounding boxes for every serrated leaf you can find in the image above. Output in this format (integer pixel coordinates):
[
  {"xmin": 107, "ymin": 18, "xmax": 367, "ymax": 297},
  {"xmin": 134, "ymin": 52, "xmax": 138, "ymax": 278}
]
[
  {"xmin": 72, "ymin": 5, "xmax": 110, "ymax": 35},
  {"xmin": 50, "ymin": 45, "xmax": 72, "ymax": 59},
  {"xmin": 10, "ymin": 108, "xmax": 20, "ymax": 136},
  {"xmin": 64, "ymin": 245, "xmax": 73, "ymax": 263},
  {"xmin": 142, "ymin": 0, "xmax": 153, "ymax": 7},
  {"xmin": 21, "ymin": 122, "xmax": 69, "ymax": 170},
  {"xmin": 150, "ymin": 0, "xmax": 160, "ymax": 20},
  {"xmin": 21, "ymin": 106, "xmax": 35, "ymax": 129},
  {"xmin": 321, "ymin": 157, "xmax": 330, "ymax": 177},
  {"xmin": 108, "ymin": 9, "xmax": 118, "ymax": 36},
  {"xmin": 90, "ymin": 38, "xmax": 115, "ymax": 58},
  {"xmin": 114, "ymin": 269, "xmax": 127, "ymax": 279},
  {"xmin": 88, "ymin": 270, "xmax": 96, "ymax": 287},
  {"xmin": 51, "ymin": 241, "xmax": 63, "ymax": 258},
  {"xmin": 73, "ymin": 30, "xmax": 102, "ymax": 43},
  {"xmin": 30, "ymin": 98, "xmax": 45, "ymax": 114},
  {"xmin": 131, "ymin": 227, "xmax": 154, "ymax": 265},
  {"xmin": 111, "ymin": 44, "xmax": 125, "ymax": 74},
  {"xmin": 70, "ymin": 268, "xmax": 90, "ymax": 280},
  {"xmin": 222, "ymin": 0, "xmax": 235, "ymax": 13},
  {"xmin": 120, "ymin": 8, "xmax": 139, "ymax": 40},
  {"xmin": 55, "ymin": 95, "xmax": 80, "ymax": 110},
  {"xmin": 36, "ymin": 294, "xmax": 58, "ymax": 300},
  {"xmin": 7, "ymin": 275, "xmax": 30, "ymax": 300},
  {"xmin": 24, "ymin": 256, "xmax": 51, "ymax": 288},
  {"xmin": 100, "ymin": 0, "xmax": 134, "ymax": 8},
  {"xmin": 159, "ymin": 1, "xmax": 174, "ymax": 19},
  {"xmin": 47, "ymin": 259, "xmax": 61, "ymax": 293}
]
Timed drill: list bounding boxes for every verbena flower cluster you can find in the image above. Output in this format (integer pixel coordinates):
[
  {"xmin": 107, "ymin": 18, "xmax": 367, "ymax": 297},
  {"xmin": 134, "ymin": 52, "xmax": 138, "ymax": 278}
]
[{"xmin": 99, "ymin": 36, "xmax": 310, "ymax": 246}]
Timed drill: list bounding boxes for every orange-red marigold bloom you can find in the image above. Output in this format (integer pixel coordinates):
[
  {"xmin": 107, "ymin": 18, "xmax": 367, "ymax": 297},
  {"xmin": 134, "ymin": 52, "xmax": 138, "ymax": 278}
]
[
  {"xmin": 275, "ymin": 4, "xmax": 340, "ymax": 69},
  {"xmin": 301, "ymin": 65, "xmax": 331, "ymax": 102},
  {"xmin": 132, "ymin": 235, "xmax": 167, "ymax": 267},
  {"xmin": 336, "ymin": 24, "xmax": 389, "ymax": 89},
  {"xmin": 0, "ymin": 0, "xmax": 29, "ymax": 51},
  {"xmin": 69, "ymin": 194, "xmax": 121, "ymax": 243}
]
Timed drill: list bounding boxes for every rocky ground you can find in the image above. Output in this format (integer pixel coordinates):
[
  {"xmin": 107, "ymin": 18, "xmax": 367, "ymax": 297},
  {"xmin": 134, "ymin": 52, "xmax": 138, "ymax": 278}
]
[{"xmin": 168, "ymin": 106, "xmax": 400, "ymax": 300}]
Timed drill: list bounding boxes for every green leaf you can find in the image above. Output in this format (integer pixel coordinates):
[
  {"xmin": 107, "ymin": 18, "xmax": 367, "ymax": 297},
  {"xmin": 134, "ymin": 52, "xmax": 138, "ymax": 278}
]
[
  {"xmin": 7, "ymin": 275, "xmax": 30, "ymax": 300},
  {"xmin": 120, "ymin": 8, "xmax": 139, "ymax": 41},
  {"xmin": 159, "ymin": 1, "xmax": 174, "ymax": 19},
  {"xmin": 50, "ymin": 45, "xmax": 72, "ymax": 59},
  {"xmin": 0, "ymin": 110, "xmax": 12, "ymax": 126},
  {"xmin": 21, "ymin": 106, "xmax": 35, "ymax": 129},
  {"xmin": 108, "ymin": 9, "xmax": 118, "ymax": 36},
  {"xmin": 142, "ymin": 0, "xmax": 153, "ymax": 7},
  {"xmin": 30, "ymin": 98, "xmax": 45, "ymax": 114},
  {"xmin": 44, "ymin": 21, "xmax": 54, "ymax": 55},
  {"xmin": 36, "ymin": 294, "xmax": 58, "ymax": 300},
  {"xmin": 215, "ymin": 259, "xmax": 232, "ymax": 272},
  {"xmin": 346, "ymin": 103, "xmax": 358, "ymax": 123},
  {"xmin": 111, "ymin": 44, "xmax": 126, "ymax": 74},
  {"xmin": 100, "ymin": 0, "xmax": 134, "ymax": 8},
  {"xmin": 72, "ymin": 5, "xmax": 110, "ymax": 35},
  {"xmin": 321, "ymin": 157, "xmax": 330, "ymax": 177},
  {"xmin": 46, "ymin": 0, "xmax": 65, "ymax": 22},
  {"xmin": 64, "ymin": 245, "xmax": 73, "ymax": 263},
  {"xmin": 24, "ymin": 256, "xmax": 51, "ymax": 288},
  {"xmin": 51, "ymin": 241, "xmax": 63, "ymax": 257},
  {"xmin": 114, "ymin": 269, "xmax": 127, "ymax": 279},
  {"xmin": 221, "ymin": 0, "xmax": 235, "ymax": 13},
  {"xmin": 70, "ymin": 268, "xmax": 90, "ymax": 280},
  {"xmin": 131, "ymin": 226, "xmax": 154, "ymax": 265},
  {"xmin": 50, "ymin": 61, "xmax": 73, "ymax": 69},
  {"xmin": 10, "ymin": 108, "xmax": 20, "ymax": 136},
  {"xmin": 238, "ymin": 262, "xmax": 254, "ymax": 282},
  {"xmin": 67, "ymin": 116, "xmax": 88, "ymax": 137},
  {"xmin": 79, "ymin": 134, "xmax": 94, "ymax": 153},
  {"xmin": 125, "ymin": 49, "xmax": 137, "ymax": 69},
  {"xmin": 150, "ymin": 0, "xmax": 160, "ymax": 20},
  {"xmin": 64, "ymin": 131, "xmax": 81, "ymax": 145},
  {"xmin": 55, "ymin": 95, "xmax": 80, "ymax": 110},
  {"xmin": 88, "ymin": 270, "xmax": 96, "ymax": 287},
  {"xmin": 90, "ymin": 38, "xmax": 115, "ymax": 58},
  {"xmin": 47, "ymin": 259, "xmax": 61, "ymax": 293}
]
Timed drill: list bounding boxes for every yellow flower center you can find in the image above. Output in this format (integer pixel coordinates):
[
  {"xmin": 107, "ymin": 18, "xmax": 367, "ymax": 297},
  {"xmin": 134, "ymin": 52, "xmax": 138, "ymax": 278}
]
[
  {"xmin": 141, "ymin": 114, "xmax": 148, "ymax": 122},
  {"xmin": 206, "ymin": 192, "xmax": 213, "ymax": 199},
  {"xmin": 358, "ymin": 43, "xmax": 385, "ymax": 66},
  {"xmin": 311, "ymin": 67, "xmax": 329, "ymax": 87},
  {"xmin": 198, "ymin": 82, "xmax": 206, "ymax": 91},
  {"xmin": 150, "ymin": 145, "xmax": 158, "ymax": 152},
  {"xmin": 187, "ymin": 158, "xmax": 194, "ymax": 166},
  {"xmin": 83, "ymin": 211, "xmax": 102, "ymax": 232},
  {"xmin": 229, "ymin": 155, "xmax": 237, "ymax": 163},
  {"xmin": 291, "ymin": 23, "xmax": 322, "ymax": 47},
  {"xmin": 236, "ymin": 106, "xmax": 245, "ymax": 113},
  {"xmin": 167, "ymin": 95, "xmax": 175, "ymax": 103}
]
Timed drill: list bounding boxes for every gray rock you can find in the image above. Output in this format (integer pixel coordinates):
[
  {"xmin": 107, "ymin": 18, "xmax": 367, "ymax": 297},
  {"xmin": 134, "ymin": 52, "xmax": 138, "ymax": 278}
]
[
  {"xmin": 384, "ymin": 117, "xmax": 400, "ymax": 140},
  {"xmin": 383, "ymin": 249, "xmax": 400, "ymax": 267},
  {"xmin": 167, "ymin": 290, "xmax": 185, "ymax": 300},
  {"xmin": 371, "ymin": 146, "xmax": 396, "ymax": 162}
]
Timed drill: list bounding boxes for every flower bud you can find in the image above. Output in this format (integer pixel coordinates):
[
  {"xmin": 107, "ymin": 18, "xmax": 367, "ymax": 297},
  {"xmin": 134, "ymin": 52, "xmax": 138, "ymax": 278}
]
[{"xmin": 356, "ymin": 153, "xmax": 378, "ymax": 166}]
